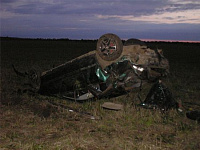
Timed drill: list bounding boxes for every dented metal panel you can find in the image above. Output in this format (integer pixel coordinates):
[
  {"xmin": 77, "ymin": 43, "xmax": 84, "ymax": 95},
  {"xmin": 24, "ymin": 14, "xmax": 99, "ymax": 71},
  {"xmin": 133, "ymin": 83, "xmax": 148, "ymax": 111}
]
[{"xmin": 14, "ymin": 33, "xmax": 170, "ymax": 101}]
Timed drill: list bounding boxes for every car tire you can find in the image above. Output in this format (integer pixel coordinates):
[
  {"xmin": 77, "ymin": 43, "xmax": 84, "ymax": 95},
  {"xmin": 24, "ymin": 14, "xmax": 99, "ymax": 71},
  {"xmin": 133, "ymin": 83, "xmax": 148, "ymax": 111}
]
[{"xmin": 96, "ymin": 33, "xmax": 123, "ymax": 61}]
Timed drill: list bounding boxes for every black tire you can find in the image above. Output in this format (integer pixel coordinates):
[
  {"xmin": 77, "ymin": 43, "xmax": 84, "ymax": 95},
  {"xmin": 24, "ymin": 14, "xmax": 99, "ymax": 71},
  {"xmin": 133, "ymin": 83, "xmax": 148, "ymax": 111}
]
[
  {"xmin": 96, "ymin": 33, "xmax": 123, "ymax": 61},
  {"xmin": 124, "ymin": 38, "xmax": 146, "ymax": 46}
]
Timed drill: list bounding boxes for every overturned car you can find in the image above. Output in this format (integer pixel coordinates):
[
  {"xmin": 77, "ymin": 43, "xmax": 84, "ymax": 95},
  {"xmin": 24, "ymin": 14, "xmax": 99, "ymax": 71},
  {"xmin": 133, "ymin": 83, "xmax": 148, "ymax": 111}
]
[{"xmin": 14, "ymin": 33, "xmax": 169, "ymax": 101}]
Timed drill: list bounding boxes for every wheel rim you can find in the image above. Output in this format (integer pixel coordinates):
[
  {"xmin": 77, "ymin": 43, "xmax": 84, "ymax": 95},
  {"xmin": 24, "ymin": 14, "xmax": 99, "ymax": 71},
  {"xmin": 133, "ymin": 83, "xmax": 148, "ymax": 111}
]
[
  {"xmin": 97, "ymin": 33, "xmax": 123, "ymax": 61},
  {"xmin": 99, "ymin": 37, "xmax": 117, "ymax": 57}
]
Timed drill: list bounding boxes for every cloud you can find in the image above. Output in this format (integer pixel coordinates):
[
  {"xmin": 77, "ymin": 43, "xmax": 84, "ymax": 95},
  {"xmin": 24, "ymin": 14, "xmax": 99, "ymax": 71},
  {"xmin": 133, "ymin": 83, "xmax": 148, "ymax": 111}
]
[
  {"xmin": 169, "ymin": 0, "xmax": 200, "ymax": 5},
  {"xmin": 0, "ymin": 0, "xmax": 17, "ymax": 3},
  {"xmin": 1, "ymin": 0, "xmax": 199, "ymax": 23},
  {"xmin": 97, "ymin": 8, "xmax": 200, "ymax": 24},
  {"xmin": 0, "ymin": 0, "xmax": 200, "ymax": 40},
  {"xmin": 0, "ymin": 0, "xmax": 166, "ymax": 16}
]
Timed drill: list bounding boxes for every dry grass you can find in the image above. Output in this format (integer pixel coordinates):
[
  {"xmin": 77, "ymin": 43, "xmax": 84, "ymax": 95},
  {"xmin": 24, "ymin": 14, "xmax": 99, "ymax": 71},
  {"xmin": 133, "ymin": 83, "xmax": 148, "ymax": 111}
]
[
  {"xmin": 1, "ymin": 96, "xmax": 200, "ymax": 150},
  {"xmin": 1, "ymin": 38, "xmax": 200, "ymax": 149}
]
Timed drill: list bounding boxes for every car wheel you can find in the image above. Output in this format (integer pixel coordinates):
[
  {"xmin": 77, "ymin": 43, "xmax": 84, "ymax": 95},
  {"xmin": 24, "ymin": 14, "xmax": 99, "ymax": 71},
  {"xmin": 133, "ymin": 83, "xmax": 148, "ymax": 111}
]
[
  {"xmin": 96, "ymin": 33, "xmax": 123, "ymax": 61},
  {"xmin": 124, "ymin": 38, "xmax": 146, "ymax": 46}
]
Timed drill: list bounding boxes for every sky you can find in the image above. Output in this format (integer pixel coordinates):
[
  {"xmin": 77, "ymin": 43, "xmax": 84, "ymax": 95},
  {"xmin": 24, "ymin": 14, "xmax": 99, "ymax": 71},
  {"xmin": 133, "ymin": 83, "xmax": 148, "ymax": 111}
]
[{"xmin": 1, "ymin": 0, "xmax": 200, "ymax": 41}]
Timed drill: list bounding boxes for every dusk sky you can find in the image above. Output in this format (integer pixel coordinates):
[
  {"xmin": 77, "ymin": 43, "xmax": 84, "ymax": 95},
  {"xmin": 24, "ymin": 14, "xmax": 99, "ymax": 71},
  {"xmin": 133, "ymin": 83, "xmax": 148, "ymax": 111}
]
[{"xmin": 1, "ymin": 0, "xmax": 200, "ymax": 41}]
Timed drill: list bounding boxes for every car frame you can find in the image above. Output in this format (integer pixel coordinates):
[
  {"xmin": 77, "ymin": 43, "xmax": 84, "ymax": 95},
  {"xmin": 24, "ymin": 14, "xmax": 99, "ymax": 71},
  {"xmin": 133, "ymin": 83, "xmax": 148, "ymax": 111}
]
[{"xmin": 14, "ymin": 33, "xmax": 169, "ymax": 101}]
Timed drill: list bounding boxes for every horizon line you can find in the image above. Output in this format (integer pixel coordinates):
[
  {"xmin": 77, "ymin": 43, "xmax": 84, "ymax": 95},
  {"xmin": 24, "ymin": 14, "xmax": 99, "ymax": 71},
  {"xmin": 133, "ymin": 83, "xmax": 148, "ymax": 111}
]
[
  {"xmin": 1, "ymin": 36, "xmax": 200, "ymax": 43},
  {"xmin": 140, "ymin": 39, "xmax": 200, "ymax": 43}
]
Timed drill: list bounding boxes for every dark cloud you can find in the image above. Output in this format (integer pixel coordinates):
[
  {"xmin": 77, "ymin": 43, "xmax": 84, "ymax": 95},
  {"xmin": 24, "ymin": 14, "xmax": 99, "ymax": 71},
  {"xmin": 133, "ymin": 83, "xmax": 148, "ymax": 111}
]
[
  {"xmin": 1, "ymin": 0, "xmax": 166, "ymax": 16},
  {"xmin": 0, "ymin": 0, "xmax": 17, "ymax": 3},
  {"xmin": 1, "ymin": 0, "xmax": 200, "ymax": 16},
  {"xmin": 13, "ymin": 3, "xmax": 42, "ymax": 14},
  {"xmin": 0, "ymin": 0, "xmax": 200, "ymax": 40},
  {"xmin": 163, "ymin": 17, "xmax": 174, "ymax": 20},
  {"xmin": 2, "ymin": 0, "xmax": 199, "ymax": 17},
  {"xmin": 162, "ymin": 3, "xmax": 200, "ymax": 12}
]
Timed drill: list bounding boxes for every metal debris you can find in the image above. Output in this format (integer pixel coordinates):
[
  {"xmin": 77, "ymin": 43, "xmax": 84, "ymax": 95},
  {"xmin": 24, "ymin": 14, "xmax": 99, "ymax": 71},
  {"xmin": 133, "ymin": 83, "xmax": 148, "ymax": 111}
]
[{"xmin": 102, "ymin": 102, "xmax": 123, "ymax": 110}]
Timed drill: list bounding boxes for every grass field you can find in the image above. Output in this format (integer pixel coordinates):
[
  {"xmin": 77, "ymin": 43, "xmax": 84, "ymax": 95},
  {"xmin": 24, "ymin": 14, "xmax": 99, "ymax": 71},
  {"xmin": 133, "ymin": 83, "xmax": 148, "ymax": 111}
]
[{"xmin": 1, "ymin": 38, "xmax": 200, "ymax": 150}]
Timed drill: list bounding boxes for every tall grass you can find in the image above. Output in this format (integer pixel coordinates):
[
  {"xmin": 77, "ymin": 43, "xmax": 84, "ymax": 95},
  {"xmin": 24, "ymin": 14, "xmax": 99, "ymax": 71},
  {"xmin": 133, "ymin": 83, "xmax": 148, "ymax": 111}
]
[{"xmin": 1, "ymin": 38, "xmax": 200, "ymax": 149}]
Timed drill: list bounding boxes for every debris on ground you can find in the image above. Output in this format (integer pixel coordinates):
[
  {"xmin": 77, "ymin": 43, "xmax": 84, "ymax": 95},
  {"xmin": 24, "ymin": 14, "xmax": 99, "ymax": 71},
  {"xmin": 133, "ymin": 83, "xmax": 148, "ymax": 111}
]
[
  {"xmin": 102, "ymin": 102, "xmax": 123, "ymax": 110},
  {"xmin": 138, "ymin": 80, "xmax": 178, "ymax": 111},
  {"xmin": 186, "ymin": 111, "xmax": 200, "ymax": 122}
]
